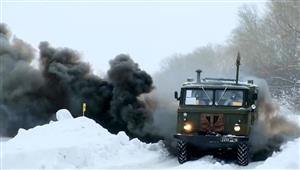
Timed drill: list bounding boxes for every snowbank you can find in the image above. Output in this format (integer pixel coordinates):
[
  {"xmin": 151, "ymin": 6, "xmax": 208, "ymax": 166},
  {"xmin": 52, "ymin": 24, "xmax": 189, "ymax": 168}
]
[
  {"xmin": 1, "ymin": 108, "xmax": 299, "ymax": 169},
  {"xmin": 2, "ymin": 110, "xmax": 168, "ymax": 169}
]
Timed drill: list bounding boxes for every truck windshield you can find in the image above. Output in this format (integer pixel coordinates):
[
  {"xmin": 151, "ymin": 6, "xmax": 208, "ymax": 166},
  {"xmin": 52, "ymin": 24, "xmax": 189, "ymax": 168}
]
[
  {"xmin": 185, "ymin": 89, "xmax": 213, "ymax": 105},
  {"xmin": 215, "ymin": 90, "xmax": 244, "ymax": 106}
]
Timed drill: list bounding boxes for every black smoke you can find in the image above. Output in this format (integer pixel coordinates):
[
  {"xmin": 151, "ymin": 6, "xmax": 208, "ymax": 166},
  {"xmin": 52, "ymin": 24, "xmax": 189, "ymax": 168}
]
[
  {"xmin": 0, "ymin": 23, "xmax": 160, "ymax": 142},
  {"xmin": 106, "ymin": 54, "xmax": 155, "ymax": 137}
]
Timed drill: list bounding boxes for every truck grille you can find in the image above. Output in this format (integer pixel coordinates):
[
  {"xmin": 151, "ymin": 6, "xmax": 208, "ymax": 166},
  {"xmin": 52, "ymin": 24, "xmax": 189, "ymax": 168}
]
[{"xmin": 200, "ymin": 114, "xmax": 224, "ymax": 132}]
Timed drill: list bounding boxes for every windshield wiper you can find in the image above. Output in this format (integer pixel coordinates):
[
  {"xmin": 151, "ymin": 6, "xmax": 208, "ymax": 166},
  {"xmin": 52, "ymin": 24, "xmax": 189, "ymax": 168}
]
[
  {"xmin": 201, "ymin": 86, "xmax": 212, "ymax": 104},
  {"xmin": 216, "ymin": 87, "xmax": 228, "ymax": 105}
]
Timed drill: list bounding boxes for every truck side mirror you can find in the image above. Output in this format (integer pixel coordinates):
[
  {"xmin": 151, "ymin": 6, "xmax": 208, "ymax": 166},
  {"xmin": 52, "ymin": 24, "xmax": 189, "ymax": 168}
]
[
  {"xmin": 174, "ymin": 91, "xmax": 179, "ymax": 100},
  {"xmin": 253, "ymin": 93, "xmax": 258, "ymax": 100}
]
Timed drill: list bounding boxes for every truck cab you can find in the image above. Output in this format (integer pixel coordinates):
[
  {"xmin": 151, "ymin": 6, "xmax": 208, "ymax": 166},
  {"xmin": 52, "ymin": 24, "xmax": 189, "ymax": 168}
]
[{"xmin": 174, "ymin": 56, "xmax": 258, "ymax": 166}]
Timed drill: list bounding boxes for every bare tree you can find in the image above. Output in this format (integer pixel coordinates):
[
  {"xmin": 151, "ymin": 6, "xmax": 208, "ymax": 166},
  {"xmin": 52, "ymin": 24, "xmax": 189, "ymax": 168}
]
[{"xmin": 230, "ymin": 0, "xmax": 300, "ymax": 109}]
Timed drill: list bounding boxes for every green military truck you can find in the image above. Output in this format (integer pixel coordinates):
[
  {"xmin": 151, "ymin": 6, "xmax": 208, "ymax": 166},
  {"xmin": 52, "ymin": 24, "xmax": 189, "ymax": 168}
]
[{"xmin": 174, "ymin": 54, "xmax": 258, "ymax": 166}]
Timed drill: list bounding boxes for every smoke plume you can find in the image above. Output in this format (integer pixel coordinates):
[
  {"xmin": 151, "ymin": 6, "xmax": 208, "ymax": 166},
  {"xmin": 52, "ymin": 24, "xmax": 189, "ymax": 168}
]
[
  {"xmin": 107, "ymin": 54, "xmax": 154, "ymax": 137},
  {"xmin": 0, "ymin": 23, "xmax": 157, "ymax": 141}
]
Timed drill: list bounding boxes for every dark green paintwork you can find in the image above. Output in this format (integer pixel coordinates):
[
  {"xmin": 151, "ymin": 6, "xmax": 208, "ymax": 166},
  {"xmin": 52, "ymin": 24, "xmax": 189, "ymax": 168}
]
[{"xmin": 175, "ymin": 80, "xmax": 259, "ymax": 138}]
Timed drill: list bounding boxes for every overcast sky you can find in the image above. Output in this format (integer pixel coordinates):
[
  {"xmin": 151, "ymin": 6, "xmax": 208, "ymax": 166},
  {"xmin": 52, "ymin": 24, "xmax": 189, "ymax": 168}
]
[{"xmin": 1, "ymin": 0, "xmax": 265, "ymax": 74}]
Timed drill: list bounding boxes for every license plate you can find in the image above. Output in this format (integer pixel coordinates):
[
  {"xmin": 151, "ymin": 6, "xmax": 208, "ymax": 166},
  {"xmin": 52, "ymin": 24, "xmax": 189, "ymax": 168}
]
[{"xmin": 221, "ymin": 137, "xmax": 238, "ymax": 143}]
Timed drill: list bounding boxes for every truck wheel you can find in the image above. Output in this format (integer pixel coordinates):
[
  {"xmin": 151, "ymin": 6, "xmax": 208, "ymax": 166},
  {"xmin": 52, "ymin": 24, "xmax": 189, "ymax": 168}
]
[
  {"xmin": 237, "ymin": 142, "xmax": 249, "ymax": 166},
  {"xmin": 177, "ymin": 140, "xmax": 189, "ymax": 164}
]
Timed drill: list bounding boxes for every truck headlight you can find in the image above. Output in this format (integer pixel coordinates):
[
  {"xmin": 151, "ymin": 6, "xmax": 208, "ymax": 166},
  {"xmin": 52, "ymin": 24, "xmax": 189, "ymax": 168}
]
[
  {"xmin": 183, "ymin": 112, "xmax": 188, "ymax": 117},
  {"xmin": 183, "ymin": 123, "xmax": 192, "ymax": 132},
  {"xmin": 183, "ymin": 112, "xmax": 188, "ymax": 121},
  {"xmin": 234, "ymin": 124, "xmax": 240, "ymax": 132}
]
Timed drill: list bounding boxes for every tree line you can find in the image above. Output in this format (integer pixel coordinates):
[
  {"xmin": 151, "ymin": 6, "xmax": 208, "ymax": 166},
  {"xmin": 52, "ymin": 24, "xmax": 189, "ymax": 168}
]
[{"xmin": 155, "ymin": 0, "xmax": 300, "ymax": 110}]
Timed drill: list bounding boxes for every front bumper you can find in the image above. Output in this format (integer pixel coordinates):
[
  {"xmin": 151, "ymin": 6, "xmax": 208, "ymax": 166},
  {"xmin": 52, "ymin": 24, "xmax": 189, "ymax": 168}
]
[{"xmin": 174, "ymin": 133, "xmax": 248, "ymax": 149}]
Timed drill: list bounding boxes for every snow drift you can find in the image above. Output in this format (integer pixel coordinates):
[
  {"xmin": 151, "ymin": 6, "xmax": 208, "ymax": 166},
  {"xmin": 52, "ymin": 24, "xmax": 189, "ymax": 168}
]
[
  {"xmin": 1, "ymin": 109, "xmax": 300, "ymax": 169},
  {"xmin": 1, "ymin": 109, "xmax": 168, "ymax": 169}
]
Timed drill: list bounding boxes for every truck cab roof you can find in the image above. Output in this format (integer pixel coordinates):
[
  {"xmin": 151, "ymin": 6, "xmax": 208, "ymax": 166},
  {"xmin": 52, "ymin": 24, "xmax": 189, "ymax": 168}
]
[{"xmin": 181, "ymin": 78, "xmax": 257, "ymax": 90}]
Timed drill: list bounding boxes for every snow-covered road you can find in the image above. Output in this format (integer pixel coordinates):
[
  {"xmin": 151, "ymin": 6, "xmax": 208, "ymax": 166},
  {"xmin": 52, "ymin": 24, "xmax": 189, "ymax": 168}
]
[{"xmin": 1, "ymin": 109, "xmax": 299, "ymax": 169}]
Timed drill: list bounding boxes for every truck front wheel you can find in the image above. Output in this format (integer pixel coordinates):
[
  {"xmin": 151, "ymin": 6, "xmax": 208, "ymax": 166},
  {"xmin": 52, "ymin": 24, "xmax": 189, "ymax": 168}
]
[
  {"xmin": 237, "ymin": 142, "xmax": 249, "ymax": 166},
  {"xmin": 177, "ymin": 140, "xmax": 189, "ymax": 164}
]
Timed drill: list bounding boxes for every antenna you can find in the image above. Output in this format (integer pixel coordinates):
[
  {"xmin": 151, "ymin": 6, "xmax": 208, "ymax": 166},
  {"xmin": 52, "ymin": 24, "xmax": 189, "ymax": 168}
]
[{"xmin": 236, "ymin": 52, "xmax": 241, "ymax": 84}]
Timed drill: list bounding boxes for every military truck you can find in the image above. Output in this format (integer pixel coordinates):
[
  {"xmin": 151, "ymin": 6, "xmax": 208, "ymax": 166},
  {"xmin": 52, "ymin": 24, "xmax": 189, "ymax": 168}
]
[{"xmin": 174, "ymin": 54, "xmax": 258, "ymax": 166}]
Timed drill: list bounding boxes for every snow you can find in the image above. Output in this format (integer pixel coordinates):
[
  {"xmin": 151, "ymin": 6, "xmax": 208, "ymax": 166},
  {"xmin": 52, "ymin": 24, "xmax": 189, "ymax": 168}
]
[
  {"xmin": 1, "ymin": 112, "xmax": 168, "ymax": 169},
  {"xmin": 174, "ymin": 138, "xmax": 300, "ymax": 170},
  {"xmin": 254, "ymin": 138, "xmax": 300, "ymax": 169},
  {"xmin": 1, "ymin": 108, "xmax": 300, "ymax": 169},
  {"xmin": 55, "ymin": 109, "xmax": 73, "ymax": 121},
  {"xmin": 0, "ymin": 137, "xmax": 10, "ymax": 143}
]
